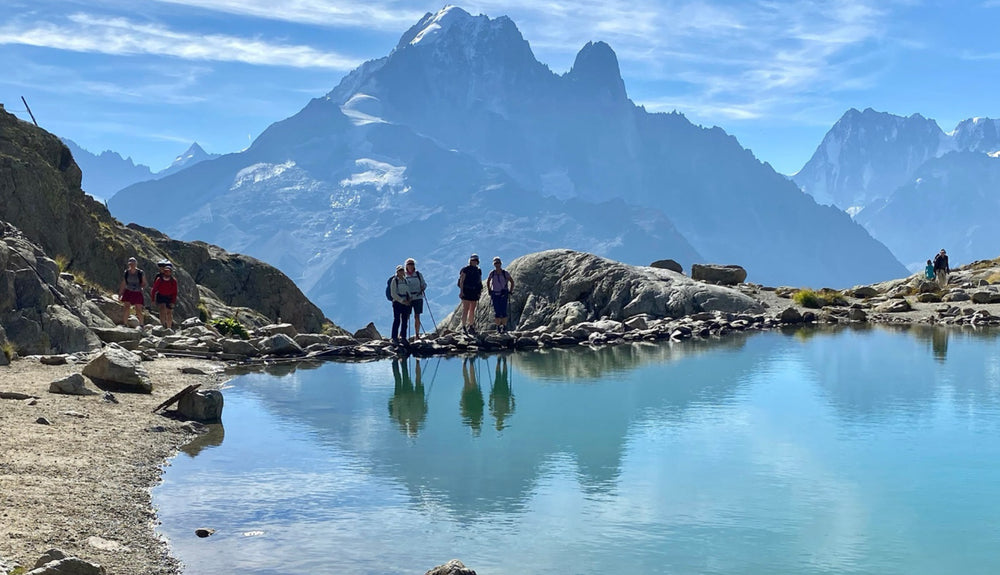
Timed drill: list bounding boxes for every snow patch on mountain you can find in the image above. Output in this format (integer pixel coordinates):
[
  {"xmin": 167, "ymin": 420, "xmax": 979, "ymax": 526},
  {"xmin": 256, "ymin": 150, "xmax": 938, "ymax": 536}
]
[
  {"xmin": 233, "ymin": 161, "xmax": 295, "ymax": 188},
  {"xmin": 341, "ymin": 94, "xmax": 387, "ymax": 126},
  {"xmin": 339, "ymin": 159, "xmax": 408, "ymax": 193}
]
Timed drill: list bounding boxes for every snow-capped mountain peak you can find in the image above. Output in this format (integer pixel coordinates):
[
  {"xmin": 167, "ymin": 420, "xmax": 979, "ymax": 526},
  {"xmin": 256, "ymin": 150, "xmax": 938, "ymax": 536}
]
[{"xmin": 406, "ymin": 5, "xmax": 474, "ymax": 46}]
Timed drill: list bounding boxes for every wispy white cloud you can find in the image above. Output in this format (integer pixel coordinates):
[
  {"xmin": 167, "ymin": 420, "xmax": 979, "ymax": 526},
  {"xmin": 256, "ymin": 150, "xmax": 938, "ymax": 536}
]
[
  {"xmin": 151, "ymin": 0, "xmax": 426, "ymax": 31},
  {"xmin": 0, "ymin": 13, "xmax": 361, "ymax": 69}
]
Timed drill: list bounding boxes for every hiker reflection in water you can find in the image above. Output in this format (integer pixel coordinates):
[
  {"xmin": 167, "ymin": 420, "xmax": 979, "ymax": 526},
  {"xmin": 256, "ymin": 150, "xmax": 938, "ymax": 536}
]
[
  {"xmin": 388, "ymin": 358, "xmax": 427, "ymax": 437},
  {"xmin": 460, "ymin": 357, "xmax": 485, "ymax": 436},
  {"xmin": 489, "ymin": 356, "xmax": 515, "ymax": 430},
  {"xmin": 932, "ymin": 328, "xmax": 948, "ymax": 363}
]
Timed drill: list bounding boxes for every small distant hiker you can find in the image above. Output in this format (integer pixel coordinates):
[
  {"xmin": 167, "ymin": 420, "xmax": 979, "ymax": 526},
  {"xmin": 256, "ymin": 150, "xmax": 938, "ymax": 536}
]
[
  {"xmin": 924, "ymin": 259, "xmax": 935, "ymax": 281},
  {"xmin": 933, "ymin": 249, "xmax": 950, "ymax": 288},
  {"xmin": 457, "ymin": 254, "xmax": 482, "ymax": 334},
  {"xmin": 486, "ymin": 256, "xmax": 514, "ymax": 333},
  {"xmin": 389, "ymin": 264, "xmax": 411, "ymax": 346},
  {"xmin": 403, "ymin": 258, "xmax": 427, "ymax": 338},
  {"xmin": 118, "ymin": 256, "xmax": 146, "ymax": 326},
  {"xmin": 150, "ymin": 261, "xmax": 178, "ymax": 330}
]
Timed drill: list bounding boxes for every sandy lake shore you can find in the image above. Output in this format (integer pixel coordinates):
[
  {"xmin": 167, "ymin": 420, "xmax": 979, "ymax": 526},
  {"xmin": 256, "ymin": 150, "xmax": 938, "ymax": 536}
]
[{"xmin": 0, "ymin": 357, "xmax": 227, "ymax": 575}]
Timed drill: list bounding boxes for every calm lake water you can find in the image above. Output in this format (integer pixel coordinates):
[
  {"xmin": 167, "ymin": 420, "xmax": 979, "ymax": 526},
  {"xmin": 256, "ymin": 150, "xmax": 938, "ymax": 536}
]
[{"xmin": 154, "ymin": 326, "xmax": 1000, "ymax": 575}]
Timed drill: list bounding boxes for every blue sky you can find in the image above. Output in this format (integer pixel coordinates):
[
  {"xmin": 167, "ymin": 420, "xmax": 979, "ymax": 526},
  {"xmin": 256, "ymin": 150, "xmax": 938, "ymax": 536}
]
[{"xmin": 2, "ymin": 0, "xmax": 999, "ymax": 175}]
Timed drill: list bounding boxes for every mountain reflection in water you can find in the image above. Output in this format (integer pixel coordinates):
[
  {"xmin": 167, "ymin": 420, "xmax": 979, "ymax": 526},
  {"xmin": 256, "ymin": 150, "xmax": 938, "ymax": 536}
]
[{"xmin": 155, "ymin": 326, "xmax": 1000, "ymax": 575}]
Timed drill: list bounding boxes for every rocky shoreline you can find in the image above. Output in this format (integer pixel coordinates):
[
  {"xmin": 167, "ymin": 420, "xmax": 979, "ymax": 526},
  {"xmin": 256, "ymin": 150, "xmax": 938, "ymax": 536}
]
[{"xmin": 6, "ymin": 257, "xmax": 1000, "ymax": 574}]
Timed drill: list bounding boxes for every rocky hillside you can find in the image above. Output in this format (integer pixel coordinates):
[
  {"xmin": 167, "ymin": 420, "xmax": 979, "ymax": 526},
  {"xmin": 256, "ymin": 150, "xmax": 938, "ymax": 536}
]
[{"xmin": 0, "ymin": 106, "xmax": 336, "ymax": 345}]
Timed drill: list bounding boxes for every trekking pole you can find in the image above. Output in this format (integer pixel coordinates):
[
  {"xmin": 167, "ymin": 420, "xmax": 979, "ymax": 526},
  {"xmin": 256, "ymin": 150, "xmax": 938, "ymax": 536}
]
[{"xmin": 423, "ymin": 293, "xmax": 439, "ymax": 334}]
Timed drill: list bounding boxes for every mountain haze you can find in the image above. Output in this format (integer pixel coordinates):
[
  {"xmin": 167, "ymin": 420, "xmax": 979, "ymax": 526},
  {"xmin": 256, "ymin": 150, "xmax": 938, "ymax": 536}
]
[
  {"xmin": 110, "ymin": 6, "xmax": 905, "ymax": 329},
  {"xmin": 795, "ymin": 108, "xmax": 1000, "ymax": 269},
  {"xmin": 63, "ymin": 139, "xmax": 218, "ymax": 200}
]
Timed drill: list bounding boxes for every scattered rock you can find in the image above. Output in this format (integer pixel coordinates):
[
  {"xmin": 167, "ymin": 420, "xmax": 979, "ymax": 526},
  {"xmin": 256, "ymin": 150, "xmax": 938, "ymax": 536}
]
[
  {"xmin": 258, "ymin": 333, "xmax": 304, "ymax": 356},
  {"xmin": 49, "ymin": 373, "xmax": 97, "ymax": 396},
  {"xmin": 62, "ymin": 411, "xmax": 88, "ymax": 419},
  {"xmin": 176, "ymin": 389, "xmax": 224, "ymax": 422},
  {"xmin": 27, "ymin": 555, "xmax": 106, "ymax": 575},
  {"xmin": 39, "ymin": 355, "xmax": 68, "ymax": 366},
  {"xmin": 81, "ymin": 343, "xmax": 152, "ymax": 393},
  {"xmin": 691, "ymin": 263, "xmax": 747, "ymax": 285},
  {"xmin": 261, "ymin": 323, "xmax": 297, "ymax": 338},
  {"xmin": 425, "ymin": 559, "xmax": 477, "ymax": 575},
  {"xmin": 194, "ymin": 528, "xmax": 216, "ymax": 538},
  {"xmin": 85, "ymin": 536, "xmax": 130, "ymax": 553},
  {"xmin": 353, "ymin": 322, "xmax": 382, "ymax": 342},
  {"xmin": 102, "ymin": 391, "xmax": 118, "ymax": 404},
  {"xmin": 649, "ymin": 259, "xmax": 683, "ymax": 273},
  {"xmin": 778, "ymin": 307, "xmax": 803, "ymax": 324},
  {"xmin": 33, "ymin": 549, "xmax": 68, "ymax": 569},
  {"xmin": 179, "ymin": 366, "xmax": 208, "ymax": 375},
  {"xmin": 874, "ymin": 299, "xmax": 912, "ymax": 313},
  {"xmin": 851, "ymin": 286, "xmax": 878, "ymax": 298},
  {"xmin": 35, "ymin": 417, "xmax": 51, "ymax": 425}
]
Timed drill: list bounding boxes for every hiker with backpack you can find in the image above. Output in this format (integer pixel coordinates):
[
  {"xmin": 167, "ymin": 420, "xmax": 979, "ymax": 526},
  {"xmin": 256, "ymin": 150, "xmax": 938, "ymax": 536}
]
[
  {"xmin": 402, "ymin": 258, "xmax": 428, "ymax": 338},
  {"xmin": 487, "ymin": 256, "xmax": 515, "ymax": 333},
  {"xmin": 933, "ymin": 249, "xmax": 950, "ymax": 288},
  {"xmin": 457, "ymin": 253, "xmax": 482, "ymax": 334},
  {"xmin": 388, "ymin": 264, "xmax": 411, "ymax": 345},
  {"xmin": 118, "ymin": 256, "xmax": 146, "ymax": 327},
  {"xmin": 150, "ymin": 260, "xmax": 178, "ymax": 330}
]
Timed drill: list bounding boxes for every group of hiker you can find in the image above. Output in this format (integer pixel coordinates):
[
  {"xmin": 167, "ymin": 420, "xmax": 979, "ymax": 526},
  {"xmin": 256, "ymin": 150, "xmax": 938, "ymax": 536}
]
[
  {"xmin": 388, "ymin": 253, "xmax": 515, "ymax": 345},
  {"xmin": 924, "ymin": 249, "xmax": 950, "ymax": 288},
  {"xmin": 118, "ymin": 257, "xmax": 179, "ymax": 329}
]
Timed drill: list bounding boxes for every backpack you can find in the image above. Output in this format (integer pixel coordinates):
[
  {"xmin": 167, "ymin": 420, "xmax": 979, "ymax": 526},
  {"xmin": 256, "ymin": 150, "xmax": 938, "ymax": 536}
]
[{"xmin": 385, "ymin": 276, "xmax": 394, "ymax": 301}]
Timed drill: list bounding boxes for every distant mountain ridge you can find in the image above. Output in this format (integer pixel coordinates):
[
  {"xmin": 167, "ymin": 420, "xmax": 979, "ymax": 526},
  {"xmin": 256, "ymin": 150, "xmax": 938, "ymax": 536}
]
[
  {"xmin": 794, "ymin": 108, "xmax": 1000, "ymax": 213},
  {"xmin": 110, "ymin": 6, "xmax": 906, "ymax": 329},
  {"xmin": 62, "ymin": 139, "xmax": 218, "ymax": 200},
  {"xmin": 794, "ymin": 108, "xmax": 1000, "ymax": 270}
]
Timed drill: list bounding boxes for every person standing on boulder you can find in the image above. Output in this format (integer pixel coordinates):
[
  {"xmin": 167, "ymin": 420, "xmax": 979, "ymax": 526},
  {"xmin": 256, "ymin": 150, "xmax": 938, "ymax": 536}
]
[
  {"xmin": 457, "ymin": 254, "xmax": 482, "ymax": 334},
  {"xmin": 925, "ymin": 259, "xmax": 935, "ymax": 281},
  {"xmin": 403, "ymin": 258, "xmax": 427, "ymax": 338},
  {"xmin": 118, "ymin": 256, "xmax": 146, "ymax": 327},
  {"xmin": 150, "ymin": 261, "xmax": 178, "ymax": 330},
  {"xmin": 933, "ymin": 249, "xmax": 950, "ymax": 288},
  {"xmin": 389, "ymin": 264, "xmax": 411, "ymax": 346},
  {"xmin": 486, "ymin": 256, "xmax": 514, "ymax": 333}
]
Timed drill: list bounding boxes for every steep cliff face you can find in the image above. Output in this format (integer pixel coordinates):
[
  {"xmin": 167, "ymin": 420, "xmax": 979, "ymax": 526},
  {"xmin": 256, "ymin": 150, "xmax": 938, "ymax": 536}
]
[{"xmin": 0, "ymin": 107, "xmax": 333, "ymax": 334}]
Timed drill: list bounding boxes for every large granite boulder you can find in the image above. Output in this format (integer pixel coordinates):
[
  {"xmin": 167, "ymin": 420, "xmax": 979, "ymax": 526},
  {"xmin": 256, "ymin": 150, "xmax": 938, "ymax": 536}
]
[
  {"xmin": 445, "ymin": 250, "xmax": 763, "ymax": 331},
  {"xmin": 81, "ymin": 343, "xmax": 152, "ymax": 393},
  {"xmin": 690, "ymin": 263, "xmax": 747, "ymax": 285}
]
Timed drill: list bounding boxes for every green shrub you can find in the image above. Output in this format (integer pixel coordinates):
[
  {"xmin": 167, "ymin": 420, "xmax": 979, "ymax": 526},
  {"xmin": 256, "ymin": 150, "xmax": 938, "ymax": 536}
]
[
  {"xmin": 793, "ymin": 289, "xmax": 827, "ymax": 309},
  {"xmin": 197, "ymin": 303, "xmax": 211, "ymax": 323},
  {"xmin": 210, "ymin": 317, "xmax": 249, "ymax": 340},
  {"xmin": 1, "ymin": 341, "xmax": 15, "ymax": 362}
]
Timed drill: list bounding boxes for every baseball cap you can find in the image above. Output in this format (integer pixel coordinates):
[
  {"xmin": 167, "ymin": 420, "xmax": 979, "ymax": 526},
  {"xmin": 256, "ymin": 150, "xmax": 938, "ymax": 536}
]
[
  {"xmin": 470, "ymin": 253, "xmax": 479, "ymax": 261},
  {"xmin": 127, "ymin": 257, "xmax": 137, "ymax": 263}
]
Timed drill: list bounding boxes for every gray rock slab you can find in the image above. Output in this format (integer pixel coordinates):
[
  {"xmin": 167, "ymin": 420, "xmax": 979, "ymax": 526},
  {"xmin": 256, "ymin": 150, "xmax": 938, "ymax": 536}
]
[
  {"xmin": 49, "ymin": 373, "xmax": 97, "ymax": 395},
  {"xmin": 81, "ymin": 343, "xmax": 152, "ymax": 393}
]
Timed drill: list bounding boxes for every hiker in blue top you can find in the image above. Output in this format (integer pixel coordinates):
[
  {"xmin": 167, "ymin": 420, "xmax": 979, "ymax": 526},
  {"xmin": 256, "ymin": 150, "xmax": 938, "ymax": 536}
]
[
  {"xmin": 925, "ymin": 259, "xmax": 935, "ymax": 281},
  {"xmin": 389, "ymin": 264, "xmax": 411, "ymax": 346},
  {"xmin": 486, "ymin": 256, "xmax": 515, "ymax": 333}
]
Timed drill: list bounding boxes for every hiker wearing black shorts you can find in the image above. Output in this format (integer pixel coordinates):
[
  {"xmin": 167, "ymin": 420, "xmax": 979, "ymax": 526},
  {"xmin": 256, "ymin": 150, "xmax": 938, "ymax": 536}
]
[
  {"xmin": 487, "ymin": 256, "xmax": 514, "ymax": 333},
  {"xmin": 458, "ymin": 254, "xmax": 482, "ymax": 334},
  {"xmin": 389, "ymin": 265, "xmax": 411, "ymax": 345},
  {"xmin": 403, "ymin": 258, "xmax": 427, "ymax": 338}
]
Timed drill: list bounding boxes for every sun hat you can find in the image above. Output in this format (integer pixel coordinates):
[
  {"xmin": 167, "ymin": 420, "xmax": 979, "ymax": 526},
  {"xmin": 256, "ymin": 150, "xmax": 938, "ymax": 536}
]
[
  {"xmin": 396, "ymin": 264, "xmax": 404, "ymax": 271},
  {"xmin": 470, "ymin": 253, "xmax": 479, "ymax": 261},
  {"xmin": 405, "ymin": 258, "xmax": 415, "ymax": 265},
  {"xmin": 493, "ymin": 256, "xmax": 501, "ymax": 263}
]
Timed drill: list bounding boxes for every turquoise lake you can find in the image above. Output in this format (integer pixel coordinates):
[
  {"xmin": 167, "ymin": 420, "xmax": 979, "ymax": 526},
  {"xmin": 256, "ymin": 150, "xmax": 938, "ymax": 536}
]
[{"xmin": 153, "ymin": 326, "xmax": 1000, "ymax": 574}]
